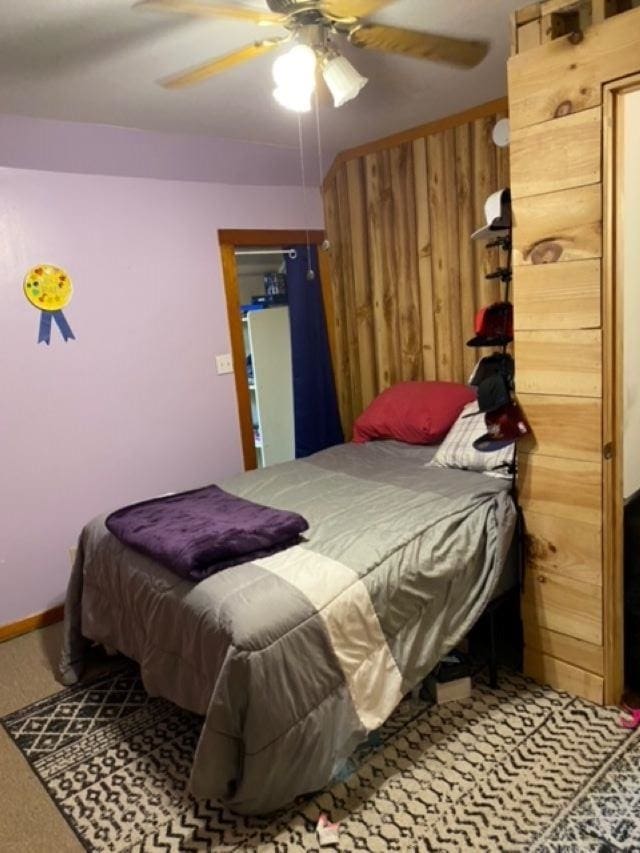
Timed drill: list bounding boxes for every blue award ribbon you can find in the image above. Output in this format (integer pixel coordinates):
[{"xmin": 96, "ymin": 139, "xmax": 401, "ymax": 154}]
[
  {"xmin": 38, "ymin": 312, "xmax": 52, "ymax": 344},
  {"xmin": 38, "ymin": 310, "xmax": 75, "ymax": 345}
]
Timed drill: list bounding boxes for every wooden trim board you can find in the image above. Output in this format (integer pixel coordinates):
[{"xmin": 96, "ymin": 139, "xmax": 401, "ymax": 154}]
[
  {"xmin": 602, "ymin": 77, "xmax": 622, "ymax": 705},
  {"xmin": 218, "ymin": 229, "xmax": 326, "ymax": 247},
  {"xmin": 0, "ymin": 605, "xmax": 64, "ymax": 644},
  {"xmin": 323, "ymin": 97, "xmax": 508, "ymax": 187},
  {"xmin": 220, "ymin": 242, "xmax": 257, "ymax": 471},
  {"xmin": 601, "ymin": 74, "xmax": 640, "ymax": 704}
]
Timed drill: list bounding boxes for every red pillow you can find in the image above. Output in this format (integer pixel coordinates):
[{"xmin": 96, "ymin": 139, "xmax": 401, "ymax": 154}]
[{"xmin": 352, "ymin": 381, "xmax": 477, "ymax": 445}]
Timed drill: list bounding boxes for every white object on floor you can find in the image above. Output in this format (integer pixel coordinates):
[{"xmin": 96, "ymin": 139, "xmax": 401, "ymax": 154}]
[
  {"xmin": 427, "ymin": 676, "xmax": 472, "ymax": 704},
  {"xmin": 316, "ymin": 813, "xmax": 340, "ymax": 847}
]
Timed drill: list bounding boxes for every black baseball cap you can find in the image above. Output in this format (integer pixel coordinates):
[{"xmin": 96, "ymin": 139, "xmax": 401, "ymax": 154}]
[
  {"xmin": 477, "ymin": 374, "xmax": 511, "ymax": 414},
  {"xmin": 470, "ymin": 353, "xmax": 515, "ymax": 387}
]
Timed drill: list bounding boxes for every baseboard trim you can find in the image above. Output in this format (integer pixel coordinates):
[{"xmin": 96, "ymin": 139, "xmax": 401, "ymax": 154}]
[{"xmin": 0, "ymin": 605, "xmax": 65, "ymax": 644}]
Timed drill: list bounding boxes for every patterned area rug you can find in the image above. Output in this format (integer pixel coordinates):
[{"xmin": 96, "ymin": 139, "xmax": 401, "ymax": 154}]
[{"xmin": 2, "ymin": 663, "xmax": 637, "ymax": 852}]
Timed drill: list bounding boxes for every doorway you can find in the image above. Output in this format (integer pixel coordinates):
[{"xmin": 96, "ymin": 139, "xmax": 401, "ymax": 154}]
[
  {"xmin": 218, "ymin": 229, "xmax": 338, "ymax": 471},
  {"xmin": 604, "ymin": 74, "xmax": 640, "ymax": 700}
]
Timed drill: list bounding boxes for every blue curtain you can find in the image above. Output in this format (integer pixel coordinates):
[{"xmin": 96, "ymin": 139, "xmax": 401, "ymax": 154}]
[{"xmin": 286, "ymin": 245, "xmax": 343, "ymax": 458}]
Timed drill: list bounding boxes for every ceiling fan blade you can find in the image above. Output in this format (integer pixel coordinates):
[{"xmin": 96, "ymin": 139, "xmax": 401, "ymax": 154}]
[
  {"xmin": 134, "ymin": 0, "xmax": 286, "ymax": 26},
  {"xmin": 160, "ymin": 37, "xmax": 287, "ymax": 88},
  {"xmin": 349, "ymin": 24, "xmax": 489, "ymax": 68},
  {"xmin": 320, "ymin": 0, "xmax": 395, "ymax": 17}
]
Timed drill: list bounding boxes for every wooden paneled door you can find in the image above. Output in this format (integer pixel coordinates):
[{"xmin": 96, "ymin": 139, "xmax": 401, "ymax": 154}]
[{"xmin": 508, "ymin": 3, "xmax": 640, "ymax": 705}]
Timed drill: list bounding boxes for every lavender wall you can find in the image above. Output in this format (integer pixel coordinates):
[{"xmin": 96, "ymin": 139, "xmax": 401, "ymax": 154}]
[
  {"xmin": 0, "ymin": 114, "xmax": 336, "ymax": 186},
  {"xmin": 0, "ymin": 165, "xmax": 323, "ymax": 625},
  {"xmin": 0, "ymin": 113, "xmax": 331, "ymax": 186}
]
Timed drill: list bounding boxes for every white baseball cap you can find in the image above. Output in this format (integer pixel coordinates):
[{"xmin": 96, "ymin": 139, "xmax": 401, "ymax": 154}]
[{"xmin": 471, "ymin": 188, "xmax": 511, "ymax": 241}]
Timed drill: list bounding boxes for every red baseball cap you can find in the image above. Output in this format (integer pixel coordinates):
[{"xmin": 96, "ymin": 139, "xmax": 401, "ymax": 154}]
[
  {"xmin": 473, "ymin": 400, "xmax": 530, "ymax": 451},
  {"xmin": 467, "ymin": 302, "xmax": 513, "ymax": 348}
]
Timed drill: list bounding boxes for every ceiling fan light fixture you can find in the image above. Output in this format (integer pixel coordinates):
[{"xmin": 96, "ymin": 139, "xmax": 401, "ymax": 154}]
[
  {"xmin": 272, "ymin": 44, "xmax": 317, "ymax": 112},
  {"xmin": 322, "ymin": 54, "xmax": 368, "ymax": 107},
  {"xmin": 273, "ymin": 85, "xmax": 313, "ymax": 112}
]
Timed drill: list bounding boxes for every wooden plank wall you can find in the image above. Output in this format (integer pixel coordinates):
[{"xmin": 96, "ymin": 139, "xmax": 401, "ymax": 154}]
[
  {"xmin": 322, "ymin": 102, "xmax": 509, "ymax": 439},
  {"xmin": 508, "ymin": 4, "xmax": 640, "ymax": 704},
  {"xmin": 510, "ymin": 0, "xmax": 639, "ymax": 55}
]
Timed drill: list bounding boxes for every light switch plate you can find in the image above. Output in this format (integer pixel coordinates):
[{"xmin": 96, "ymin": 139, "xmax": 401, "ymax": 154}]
[{"xmin": 215, "ymin": 353, "xmax": 233, "ymax": 375}]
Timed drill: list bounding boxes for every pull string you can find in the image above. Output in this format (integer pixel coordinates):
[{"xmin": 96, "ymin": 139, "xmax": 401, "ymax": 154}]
[
  {"xmin": 313, "ymin": 86, "xmax": 324, "ymax": 185},
  {"xmin": 314, "ymin": 87, "xmax": 331, "ymax": 254},
  {"xmin": 297, "ymin": 113, "xmax": 315, "ymax": 281}
]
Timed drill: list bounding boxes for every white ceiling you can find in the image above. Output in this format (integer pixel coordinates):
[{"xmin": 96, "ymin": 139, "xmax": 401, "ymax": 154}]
[{"xmin": 0, "ymin": 0, "xmax": 523, "ymax": 154}]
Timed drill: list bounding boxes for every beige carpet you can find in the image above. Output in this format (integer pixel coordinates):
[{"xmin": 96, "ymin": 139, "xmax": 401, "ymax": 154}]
[{"xmin": 0, "ymin": 622, "xmax": 106, "ymax": 853}]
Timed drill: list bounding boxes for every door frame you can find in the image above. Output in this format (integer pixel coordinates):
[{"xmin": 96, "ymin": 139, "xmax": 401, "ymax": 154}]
[
  {"xmin": 602, "ymin": 73, "xmax": 640, "ymax": 703},
  {"xmin": 218, "ymin": 229, "xmax": 336, "ymax": 471}
]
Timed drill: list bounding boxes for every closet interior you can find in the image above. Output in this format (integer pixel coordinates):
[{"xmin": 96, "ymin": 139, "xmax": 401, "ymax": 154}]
[{"xmin": 236, "ymin": 248, "xmax": 295, "ymax": 469}]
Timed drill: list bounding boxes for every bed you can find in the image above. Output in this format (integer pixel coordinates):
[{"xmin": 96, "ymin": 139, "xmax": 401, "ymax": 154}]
[{"xmin": 60, "ymin": 439, "xmax": 517, "ymax": 814}]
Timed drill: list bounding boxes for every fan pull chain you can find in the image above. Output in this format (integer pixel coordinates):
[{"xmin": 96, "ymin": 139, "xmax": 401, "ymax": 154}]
[
  {"xmin": 313, "ymin": 88, "xmax": 331, "ymax": 252},
  {"xmin": 313, "ymin": 87, "xmax": 324, "ymax": 185},
  {"xmin": 314, "ymin": 88, "xmax": 331, "ymax": 254},
  {"xmin": 297, "ymin": 113, "xmax": 315, "ymax": 281}
]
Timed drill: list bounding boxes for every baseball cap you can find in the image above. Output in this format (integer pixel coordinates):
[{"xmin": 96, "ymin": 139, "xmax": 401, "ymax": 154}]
[
  {"xmin": 471, "ymin": 188, "xmax": 512, "ymax": 241},
  {"xmin": 473, "ymin": 401, "xmax": 530, "ymax": 451},
  {"xmin": 466, "ymin": 302, "xmax": 513, "ymax": 348},
  {"xmin": 469, "ymin": 352, "xmax": 515, "ymax": 386},
  {"xmin": 477, "ymin": 374, "xmax": 511, "ymax": 413}
]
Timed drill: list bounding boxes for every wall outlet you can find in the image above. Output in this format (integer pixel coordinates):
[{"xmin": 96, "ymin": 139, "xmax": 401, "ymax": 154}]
[
  {"xmin": 69, "ymin": 546, "xmax": 77, "ymax": 568},
  {"xmin": 215, "ymin": 353, "xmax": 233, "ymax": 375}
]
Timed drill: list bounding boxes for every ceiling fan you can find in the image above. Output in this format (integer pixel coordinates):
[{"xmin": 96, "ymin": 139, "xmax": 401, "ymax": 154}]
[{"xmin": 135, "ymin": 0, "xmax": 490, "ymax": 111}]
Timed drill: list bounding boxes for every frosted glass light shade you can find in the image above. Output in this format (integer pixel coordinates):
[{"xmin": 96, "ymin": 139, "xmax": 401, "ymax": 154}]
[
  {"xmin": 272, "ymin": 44, "xmax": 316, "ymax": 113},
  {"xmin": 272, "ymin": 44, "xmax": 316, "ymax": 86},
  {"xmin": 322, "ymin": 55, "xmax": 368, "ymax": 107},
  {"xmin": 273, "ymin": 85, "xmax": 313, "ymax": 112}
]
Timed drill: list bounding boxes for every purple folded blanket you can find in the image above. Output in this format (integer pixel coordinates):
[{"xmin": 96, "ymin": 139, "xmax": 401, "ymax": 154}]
[{"xmin": 105, "ymin": 485, "xmax": 309, "ymax": 581}]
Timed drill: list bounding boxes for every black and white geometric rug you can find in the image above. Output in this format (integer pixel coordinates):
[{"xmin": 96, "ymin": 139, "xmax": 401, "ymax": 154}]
[{"xmin": 2, "ymin": 663, "xmax": 637, "ymax": 851}]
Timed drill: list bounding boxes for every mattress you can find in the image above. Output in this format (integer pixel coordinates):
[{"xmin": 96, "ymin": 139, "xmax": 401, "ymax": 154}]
[{"xmin": 61, "ymin": 440, "xmax": 517, "ymax": 814}]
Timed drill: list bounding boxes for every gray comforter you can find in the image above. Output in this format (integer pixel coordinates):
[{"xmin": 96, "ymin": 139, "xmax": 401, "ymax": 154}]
[{"xmin": 60, "ymin": 440, "xmax": 516, "ymax": 814}]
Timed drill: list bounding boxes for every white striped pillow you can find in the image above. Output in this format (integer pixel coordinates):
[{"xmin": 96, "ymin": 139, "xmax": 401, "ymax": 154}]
[{"xmin": 428, "ymin": 401, "xmax": 514, "ymax": 478}]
